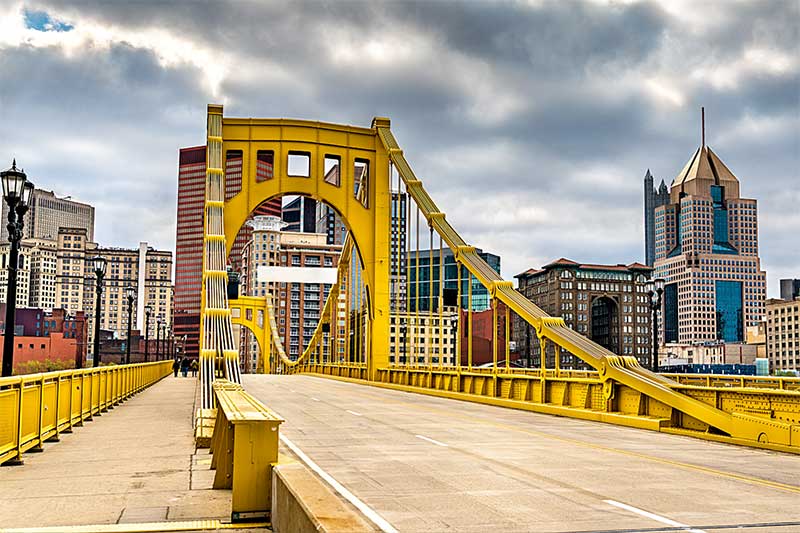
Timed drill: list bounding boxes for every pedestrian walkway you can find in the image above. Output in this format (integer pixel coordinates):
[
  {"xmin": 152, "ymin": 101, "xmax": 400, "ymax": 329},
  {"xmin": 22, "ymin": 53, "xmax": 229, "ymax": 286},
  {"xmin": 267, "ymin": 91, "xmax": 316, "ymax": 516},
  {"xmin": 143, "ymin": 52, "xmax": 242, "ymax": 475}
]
[{"xmin": 0, "ymin": 375, "xmax": 234, "ymax": 531}]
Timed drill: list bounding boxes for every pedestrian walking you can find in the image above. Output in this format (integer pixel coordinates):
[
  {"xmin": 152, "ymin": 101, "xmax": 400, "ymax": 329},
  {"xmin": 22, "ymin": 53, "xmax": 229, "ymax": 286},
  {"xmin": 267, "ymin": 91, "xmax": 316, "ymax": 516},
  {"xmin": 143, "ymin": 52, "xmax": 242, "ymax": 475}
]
[
  {"xmin": 172, "ymin": 357, "xmax": 180, "ymax": 377},
  {"xmin": 190, "ymin": 359, "xmax": 198, "ymax": 377},
  {"xmin": 180, "ymin": 357, "xmax": 190, "ymax": 377}
]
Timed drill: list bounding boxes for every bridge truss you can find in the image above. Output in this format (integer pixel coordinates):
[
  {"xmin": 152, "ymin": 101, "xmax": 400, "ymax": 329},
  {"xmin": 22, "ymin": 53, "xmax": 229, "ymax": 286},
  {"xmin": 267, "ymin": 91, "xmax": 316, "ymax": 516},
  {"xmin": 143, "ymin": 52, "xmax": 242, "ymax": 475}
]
[{"xmin": 201, "ymin": 105, "xmax": 800, "ymax": 453}]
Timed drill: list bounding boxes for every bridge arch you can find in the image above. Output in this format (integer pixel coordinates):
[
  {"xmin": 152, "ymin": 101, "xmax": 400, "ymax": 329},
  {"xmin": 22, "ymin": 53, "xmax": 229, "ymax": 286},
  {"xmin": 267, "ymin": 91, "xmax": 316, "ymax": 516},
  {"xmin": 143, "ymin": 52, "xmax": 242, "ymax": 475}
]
[{"xmin": 218, "ymin": 112, "xmax": 393, "ymax": 379}]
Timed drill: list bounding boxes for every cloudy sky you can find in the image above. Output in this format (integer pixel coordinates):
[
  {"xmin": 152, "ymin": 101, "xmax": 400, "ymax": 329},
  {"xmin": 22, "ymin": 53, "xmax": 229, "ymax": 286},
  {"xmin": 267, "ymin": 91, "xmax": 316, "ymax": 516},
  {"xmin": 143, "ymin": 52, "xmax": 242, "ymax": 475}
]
[{"xmin": 0, "ymin": 0, "xmax": 797, "ymax": 295}]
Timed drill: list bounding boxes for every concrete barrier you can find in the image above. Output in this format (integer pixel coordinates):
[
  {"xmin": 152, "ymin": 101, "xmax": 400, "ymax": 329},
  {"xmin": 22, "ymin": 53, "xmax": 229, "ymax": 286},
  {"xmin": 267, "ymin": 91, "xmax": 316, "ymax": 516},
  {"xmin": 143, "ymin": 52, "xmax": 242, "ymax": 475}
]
[{"xmin": 272, "ymin": 463, "xmax": 379, "ymax": 533}]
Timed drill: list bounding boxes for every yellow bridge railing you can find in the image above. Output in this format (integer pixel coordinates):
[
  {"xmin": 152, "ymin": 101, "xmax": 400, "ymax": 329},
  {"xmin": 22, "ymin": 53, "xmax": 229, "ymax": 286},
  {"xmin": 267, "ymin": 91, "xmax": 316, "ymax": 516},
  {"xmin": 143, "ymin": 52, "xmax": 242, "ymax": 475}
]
[
  {"xmin": 209, "ymin": 380, "xmax": 283, "ymax": 522},
  {"xmin": 0, "ymin": 361, "xmax": 172, "ymax": 465}
]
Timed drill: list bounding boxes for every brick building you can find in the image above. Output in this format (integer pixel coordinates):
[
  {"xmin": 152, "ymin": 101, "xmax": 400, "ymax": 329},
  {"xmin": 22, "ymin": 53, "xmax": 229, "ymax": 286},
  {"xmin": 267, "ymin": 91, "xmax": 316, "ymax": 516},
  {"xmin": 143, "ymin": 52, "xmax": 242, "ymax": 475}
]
[{"xmin": 514, "ymin": 259, "xmax": 653, "ymax": 368}]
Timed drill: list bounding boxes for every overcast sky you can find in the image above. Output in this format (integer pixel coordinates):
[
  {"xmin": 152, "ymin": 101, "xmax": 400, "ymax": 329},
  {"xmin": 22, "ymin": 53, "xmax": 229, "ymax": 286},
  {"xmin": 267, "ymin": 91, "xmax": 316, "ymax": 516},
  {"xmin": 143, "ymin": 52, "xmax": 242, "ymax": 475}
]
[{"xmin": 0, "ymin": 0, "xmax": 797, "ymax": 296}]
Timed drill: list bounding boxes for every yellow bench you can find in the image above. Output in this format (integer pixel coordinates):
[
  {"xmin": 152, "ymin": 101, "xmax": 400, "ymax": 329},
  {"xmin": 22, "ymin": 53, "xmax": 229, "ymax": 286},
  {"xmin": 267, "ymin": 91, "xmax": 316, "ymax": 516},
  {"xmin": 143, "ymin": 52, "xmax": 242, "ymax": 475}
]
[{"xmin": 209, "ymin": 380, "xmax": 283, "ymax": 522}]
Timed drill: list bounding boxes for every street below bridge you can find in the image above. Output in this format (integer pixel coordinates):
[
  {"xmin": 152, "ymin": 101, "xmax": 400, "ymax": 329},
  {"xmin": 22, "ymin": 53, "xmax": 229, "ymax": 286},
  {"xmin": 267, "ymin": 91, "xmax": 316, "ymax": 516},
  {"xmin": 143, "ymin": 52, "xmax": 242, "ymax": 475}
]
[{"xmin": 246, "ymin": 374, "xmax": 800, "ymax": 533}]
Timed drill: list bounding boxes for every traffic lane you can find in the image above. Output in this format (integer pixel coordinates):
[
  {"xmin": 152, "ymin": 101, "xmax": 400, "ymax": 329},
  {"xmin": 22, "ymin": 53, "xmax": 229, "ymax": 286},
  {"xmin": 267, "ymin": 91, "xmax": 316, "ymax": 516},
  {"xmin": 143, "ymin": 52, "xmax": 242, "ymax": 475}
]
[{"xmin": 244, "ymin": 374, "xmax": 800, "ymax": 532}]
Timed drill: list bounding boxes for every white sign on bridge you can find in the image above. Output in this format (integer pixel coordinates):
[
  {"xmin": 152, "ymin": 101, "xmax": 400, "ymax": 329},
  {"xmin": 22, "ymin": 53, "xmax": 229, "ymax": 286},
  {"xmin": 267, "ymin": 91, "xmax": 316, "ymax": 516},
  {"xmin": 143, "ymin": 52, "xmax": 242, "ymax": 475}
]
[{"xmin": 256, "ymin": 265, "xmax": 338, "ymax": 285}]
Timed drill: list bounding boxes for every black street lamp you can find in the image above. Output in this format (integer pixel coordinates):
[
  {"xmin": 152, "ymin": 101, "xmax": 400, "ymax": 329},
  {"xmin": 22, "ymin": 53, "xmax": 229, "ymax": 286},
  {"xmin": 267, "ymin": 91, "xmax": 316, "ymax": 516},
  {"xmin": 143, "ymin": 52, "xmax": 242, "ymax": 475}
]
[
  {"xmin": 646, "ymin": 278, "xmax": 665, "ymax": 373},
  {"xmin": 1, "ymin": 161, "xmax": 33, "ymax": 377},
  {"xmin": 90, "ymin": 256, "xmax": 107, "ymax": 367},
  {"xmin": 156, "ymin": 316, "xmax": 163, "ymax": 360},
  {"xmin": 125, "ymin": 286, "xmax": 135, "ymax": 364},
  {"xmin": 144, "ymin": 305, "xmax": 152, "ymax": 362}
]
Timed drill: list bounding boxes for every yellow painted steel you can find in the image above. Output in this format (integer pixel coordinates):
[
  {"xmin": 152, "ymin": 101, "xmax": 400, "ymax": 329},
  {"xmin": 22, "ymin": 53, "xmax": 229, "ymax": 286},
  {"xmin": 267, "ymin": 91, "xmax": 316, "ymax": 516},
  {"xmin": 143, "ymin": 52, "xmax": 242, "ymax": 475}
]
[
  {"xmin": 0, "ymin": 361, "xmax": 172, "ymax": 465},
  {"xmin": 208, "ymin": 380, "xmax": 283, "ymax": 522},
  {"xmin": 204, "ymin": 106, "xmax": 800, "ymax": 453}
]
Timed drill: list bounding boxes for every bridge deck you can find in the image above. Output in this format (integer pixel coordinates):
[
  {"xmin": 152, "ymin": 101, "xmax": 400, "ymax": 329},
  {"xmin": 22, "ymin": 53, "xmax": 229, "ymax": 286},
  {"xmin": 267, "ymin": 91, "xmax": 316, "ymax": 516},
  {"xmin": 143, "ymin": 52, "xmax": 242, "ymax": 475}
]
[
  {"xmin": 0, "ymin": 376, "xmax": 231, "ymax": 530},
  {"xmin": 245, "ymin": 374, "xmax": 800, "ymax": 533}
]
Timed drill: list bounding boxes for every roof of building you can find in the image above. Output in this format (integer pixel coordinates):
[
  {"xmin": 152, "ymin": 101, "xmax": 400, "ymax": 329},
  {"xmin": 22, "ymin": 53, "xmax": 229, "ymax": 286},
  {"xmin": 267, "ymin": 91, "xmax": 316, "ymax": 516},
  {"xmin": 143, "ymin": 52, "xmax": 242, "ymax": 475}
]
[
  {"xmin": 672, "ymin": 145, "xmax": 739, "ymax": 188},
  {"xmin": 514, "ymin": 268, "xmax": 543, "ymax": 279},
  {"xmin": 520, "ymin": 258, "xmax": 654, "ymax": 275}
]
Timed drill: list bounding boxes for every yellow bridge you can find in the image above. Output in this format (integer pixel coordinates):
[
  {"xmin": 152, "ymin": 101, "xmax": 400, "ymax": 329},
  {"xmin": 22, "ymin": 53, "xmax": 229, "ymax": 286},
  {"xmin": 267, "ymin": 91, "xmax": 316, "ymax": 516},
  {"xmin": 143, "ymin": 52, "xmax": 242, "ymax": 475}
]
[
  {"xmin": 2, "ymin": 105, "xmax": 799, "ymax": 533},
  {"xmin": 199, "ymin": 104, "xmax": 800, "ymax": 454}
]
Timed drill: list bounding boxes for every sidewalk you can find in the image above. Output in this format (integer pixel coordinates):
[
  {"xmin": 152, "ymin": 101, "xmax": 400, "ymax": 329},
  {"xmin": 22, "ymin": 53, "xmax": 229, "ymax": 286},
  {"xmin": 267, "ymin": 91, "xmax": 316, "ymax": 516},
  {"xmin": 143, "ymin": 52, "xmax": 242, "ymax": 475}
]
[{"xmin": 0, "ymin": 375, "xmax": 232, "ymax": 530}]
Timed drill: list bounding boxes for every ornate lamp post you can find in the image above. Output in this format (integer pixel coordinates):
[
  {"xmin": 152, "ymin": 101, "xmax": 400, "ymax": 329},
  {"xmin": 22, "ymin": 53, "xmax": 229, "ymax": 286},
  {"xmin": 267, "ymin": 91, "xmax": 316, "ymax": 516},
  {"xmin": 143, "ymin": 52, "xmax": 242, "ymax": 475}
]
[
  {"xmin": 90, "ymin": 256, "xmax": 107, "ymax": 367},
  {"xmin": 125, "ymin": 286, "xmax": 136, "ymax": 364},
  {"xmin": 156, "ymin": 316, "xmax": 163, "ymax": 360},
  {"xmin": 1, "ymin": 161, "xmax": 33, "ymax": 377},
  {"xmin": 646, "ymin": 278, "xmax": 665, "ymax": 373},
  {"xmin": 144, "ymin": 305, "xmax": 152, "ymax": 362}
]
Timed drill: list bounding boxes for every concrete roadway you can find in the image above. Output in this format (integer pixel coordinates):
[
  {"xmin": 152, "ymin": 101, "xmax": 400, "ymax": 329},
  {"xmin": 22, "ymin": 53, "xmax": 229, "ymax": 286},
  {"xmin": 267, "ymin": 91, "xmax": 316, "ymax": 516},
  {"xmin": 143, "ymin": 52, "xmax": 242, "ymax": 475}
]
[{"xmin": 244, "ymin": 374, "xmax": 800, "ymax": 533}]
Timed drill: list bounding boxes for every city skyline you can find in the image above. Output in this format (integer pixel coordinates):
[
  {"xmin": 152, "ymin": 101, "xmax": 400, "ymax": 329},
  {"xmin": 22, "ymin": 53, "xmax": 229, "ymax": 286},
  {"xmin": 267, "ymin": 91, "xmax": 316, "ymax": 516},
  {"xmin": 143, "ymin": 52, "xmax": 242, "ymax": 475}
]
[{"xmin": 0, "ymin": 1, "xmax": 797, "ymax": 296}]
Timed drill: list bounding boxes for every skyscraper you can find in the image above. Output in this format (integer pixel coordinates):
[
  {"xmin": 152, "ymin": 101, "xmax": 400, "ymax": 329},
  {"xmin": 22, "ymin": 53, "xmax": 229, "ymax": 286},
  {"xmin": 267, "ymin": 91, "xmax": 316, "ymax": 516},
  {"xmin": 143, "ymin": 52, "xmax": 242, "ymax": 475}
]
[
  {"xmin": 175, "ymin": 145, "xmax": 282, "ymax": 359},
  {"xmin": 654, "ymin": 139, "xmax": 766, "ymax": 346},
  {"xmin": 174, "ymin": 146, "xmax": 206, "ymax": 360},
  {"xmin": 643, "ymin": 169, "xmax": 669, "ymax": 266},
  {"xmin": 1, "ymin": 188, "xmax": 95, "ymax": 242},
  {"xmin": 780, "ymin": 279, "xmax": 800, "ymax": 301}
]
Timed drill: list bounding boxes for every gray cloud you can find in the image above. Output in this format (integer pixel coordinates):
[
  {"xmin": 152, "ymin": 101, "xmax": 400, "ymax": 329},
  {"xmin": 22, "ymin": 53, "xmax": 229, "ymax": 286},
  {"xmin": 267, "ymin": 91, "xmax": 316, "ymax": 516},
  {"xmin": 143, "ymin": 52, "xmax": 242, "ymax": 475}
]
[{"xmin": 1, "ymin": 0, "xmax": 798, "ymax": 296}]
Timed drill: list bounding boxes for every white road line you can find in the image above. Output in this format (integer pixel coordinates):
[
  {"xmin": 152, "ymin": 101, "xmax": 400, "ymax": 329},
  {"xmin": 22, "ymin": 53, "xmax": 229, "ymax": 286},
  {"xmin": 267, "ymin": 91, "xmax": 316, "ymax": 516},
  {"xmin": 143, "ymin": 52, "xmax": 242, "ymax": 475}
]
[
  {"xmin": 311, "ymin": 397, "xmax": 320, "ymax": 402},
  {"xmin": 346, "ymin": 410, "xmax": 363, "ymax": 416},
  {"xmin": 604, "ymin": 500, "xmax": 706, "ymax": 533},
  {"xmin": 415, "ymin": 434, "xmax": 449, "ymax": 447},
  {"xmin": 280, "ymin": 435, "xmax": 399, "ymax": 533}
]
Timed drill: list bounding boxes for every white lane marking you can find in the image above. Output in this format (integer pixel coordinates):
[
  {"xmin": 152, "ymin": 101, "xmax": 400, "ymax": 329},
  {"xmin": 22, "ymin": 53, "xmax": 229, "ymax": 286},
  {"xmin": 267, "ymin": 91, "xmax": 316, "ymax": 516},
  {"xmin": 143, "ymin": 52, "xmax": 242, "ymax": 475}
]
[
  {"xmin": 346, "ymin": 410, "xmax": 363, "ymax": 416},
  {"xmin": 311, "ymin": 397, "xmax": 320, "ymax": 402},
  {"xmin": 281, "ymin": 435, "xmax": 399, "ymax": 533},
  {"xmin": 604, "ymin": 500, "xmax": 706, "ymax": 533},
  {"xmin": 415, "ymin": 434, "xmax": 449, "ymax": 447}
]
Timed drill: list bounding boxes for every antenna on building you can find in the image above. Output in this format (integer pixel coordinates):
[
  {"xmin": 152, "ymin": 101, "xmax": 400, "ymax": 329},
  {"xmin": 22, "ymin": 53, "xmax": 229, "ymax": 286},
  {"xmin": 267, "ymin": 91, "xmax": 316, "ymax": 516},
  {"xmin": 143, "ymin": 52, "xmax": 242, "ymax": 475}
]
[{"xmin": 701, "ymin": 106, "xmax": 705, "ymax": 148}]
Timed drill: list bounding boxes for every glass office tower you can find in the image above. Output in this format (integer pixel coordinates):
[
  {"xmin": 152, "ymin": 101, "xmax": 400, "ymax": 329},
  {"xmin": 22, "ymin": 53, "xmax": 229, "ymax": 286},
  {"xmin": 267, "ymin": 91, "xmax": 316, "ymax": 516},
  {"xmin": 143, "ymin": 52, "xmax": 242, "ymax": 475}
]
[{"xmin": 655, "ymin": 144, "xmax": 765, "ymax": 345}]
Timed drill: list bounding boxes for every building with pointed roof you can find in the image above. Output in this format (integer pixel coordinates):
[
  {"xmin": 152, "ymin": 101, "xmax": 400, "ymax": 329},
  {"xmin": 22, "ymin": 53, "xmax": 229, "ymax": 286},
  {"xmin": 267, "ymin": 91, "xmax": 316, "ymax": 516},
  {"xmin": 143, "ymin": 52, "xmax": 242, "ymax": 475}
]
[
  {"xmin": 654, "ymin": 141, "xmax": 766, "ymax": 349},
  {"xmin": 644, "ymin": 169, "xmax": 670, "ymax": 266}
]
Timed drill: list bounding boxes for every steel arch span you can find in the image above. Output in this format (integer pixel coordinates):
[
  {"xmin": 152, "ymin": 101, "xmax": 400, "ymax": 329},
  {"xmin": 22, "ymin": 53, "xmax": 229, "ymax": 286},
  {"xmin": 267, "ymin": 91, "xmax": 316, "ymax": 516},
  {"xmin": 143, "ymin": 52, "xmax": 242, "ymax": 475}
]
[{"xmin": 201, "ymin": 104, "xmax": 800, "ymax": 453}]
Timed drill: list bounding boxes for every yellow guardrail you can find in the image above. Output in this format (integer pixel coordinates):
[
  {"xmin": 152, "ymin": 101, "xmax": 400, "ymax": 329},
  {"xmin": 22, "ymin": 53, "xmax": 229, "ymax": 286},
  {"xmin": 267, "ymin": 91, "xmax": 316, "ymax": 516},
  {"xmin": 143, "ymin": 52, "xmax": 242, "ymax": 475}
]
[
  {"xmin": 0, "ymin": 361, "xmax": 172, "ymax": 465},
  {"xmin": 209, "ymin": 380, "xmax": 283, "ymax": 522}
]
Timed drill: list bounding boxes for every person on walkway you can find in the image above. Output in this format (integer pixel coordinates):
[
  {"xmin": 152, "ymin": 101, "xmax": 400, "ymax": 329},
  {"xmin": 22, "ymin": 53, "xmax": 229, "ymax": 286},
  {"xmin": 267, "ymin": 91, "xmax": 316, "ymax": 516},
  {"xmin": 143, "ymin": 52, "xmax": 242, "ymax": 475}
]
[
  {"xmin": 172, "ymin": 357, "xmax": 180, "ymax": 377},
  {"xmin": 180, "ymin": 357, "xmax": 190, "ymax": 377},
  {"xmin": 190, "ymin": 359, "xmax": 198, "ymax": 377}
]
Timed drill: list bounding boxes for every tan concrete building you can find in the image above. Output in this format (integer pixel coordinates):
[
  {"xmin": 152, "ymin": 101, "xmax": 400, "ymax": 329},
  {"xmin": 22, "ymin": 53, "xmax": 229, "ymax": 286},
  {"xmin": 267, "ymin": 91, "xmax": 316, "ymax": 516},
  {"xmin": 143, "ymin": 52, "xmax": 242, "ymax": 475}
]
[
  {"xmin": 27, "ymin": 238, "xmax": 58, "ymax": 309},
  {"xmin": 514, "ymin": 259, "xmax": 654, "ymax": 368},
  {"xmin": 389, "ymin": 307, "xmax": 458, "ymax": 366},
  {"xmin": 52, "ymin": 227, "xmax": 173, "ymax": 348},
  {"xmin": 1, "ymin": 188, "xmax": 94, "ymax": 241},
  {"xmin": 766, "ymin": 297, "xmax": 800, "ymax": 371},
  {"xmin": 0, "ymin": 241, "xmax": 33, "ymax": 308}
]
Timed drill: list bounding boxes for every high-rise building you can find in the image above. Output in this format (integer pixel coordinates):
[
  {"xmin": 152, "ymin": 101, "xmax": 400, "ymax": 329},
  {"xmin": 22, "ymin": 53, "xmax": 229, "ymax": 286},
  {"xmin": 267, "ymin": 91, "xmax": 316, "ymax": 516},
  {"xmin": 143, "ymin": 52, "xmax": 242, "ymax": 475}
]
[
  {"xmin": 0, "ymin": 241, "xmax": 33, "ymax": 308},
  {"xmin": 408, "ymin": 247, "xmax": 500, "ymax": 312},
  {"xmin": 282, "ymin": 196, "xmax": 317, "ymax": 233},
  {"xmin": 643, "ymin": 169, "xmax": 670, "ymax": 266},
  {"xmin": 654, "ymin": 142, "xmax": 766, "ymax": 347},
  {"xmin": 1, "ymin": 189, "xmax": 95, "ymax": 242},
  {"xmin": 766, "ymin": 297, "xmax": 799, "ymax": 372},
  {"xmin": 276, "ymin": 232, "xmax": 340, "ymax": 359},
  {"xmin": 239, "ymin": 218, "xmax": 341, "ymax": 369},
  {"xmin": 27, "ymin": 238, "xmax": 58, "ymax": 309},
  {"xmin": 52, "ymin": 227, "xmax": 172, "ymax": 348},
  {"xmin": 514, "ymin": 259, "xmax": 653, "ymax": 367},
  {"xmin": 314, "ymin": 203, "xmax": 347, "ymax": 246},
  {"xmin": 780, "ymin": 279, "xmax": 800, "ymax": 301},
  {"xmin": 174, "ymin": 146, "xmax": 206, "ymax": 359},
  {"xmin": 175, "ymin": 145, "xmax": 283, "ymax": 359}
]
